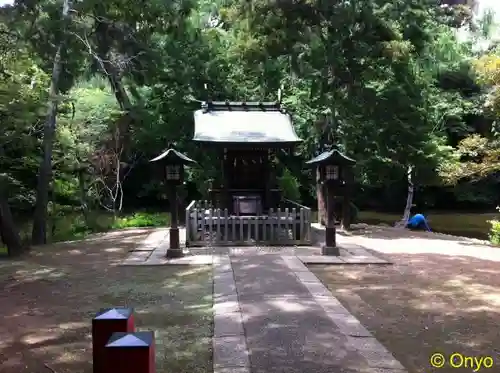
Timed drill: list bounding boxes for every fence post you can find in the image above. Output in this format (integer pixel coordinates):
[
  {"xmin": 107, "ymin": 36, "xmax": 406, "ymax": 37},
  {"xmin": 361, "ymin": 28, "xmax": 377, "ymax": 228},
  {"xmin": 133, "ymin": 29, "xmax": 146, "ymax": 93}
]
[
  {"xmin": 92, "ymin": 308, "xmax": 134, "ymax": 373},
  {"xmin": 104, "ymin": 331, "xmax": 155, "ymax": 373}
]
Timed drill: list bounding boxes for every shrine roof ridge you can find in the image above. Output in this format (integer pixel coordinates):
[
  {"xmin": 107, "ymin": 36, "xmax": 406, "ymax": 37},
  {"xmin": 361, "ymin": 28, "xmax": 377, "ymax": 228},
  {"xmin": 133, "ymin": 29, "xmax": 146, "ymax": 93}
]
[{"xmin": 201, "ymin": 100, "xmax": 285, "ymax": 112}]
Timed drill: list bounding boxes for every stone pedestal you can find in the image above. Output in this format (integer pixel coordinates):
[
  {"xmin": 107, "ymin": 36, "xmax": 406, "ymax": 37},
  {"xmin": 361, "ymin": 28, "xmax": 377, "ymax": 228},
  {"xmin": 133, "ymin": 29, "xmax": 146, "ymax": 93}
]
[
  {"xmin": 92, "ymin": 308, "xmax": 134, "ymax": 373},
  {"xmin": 105, "ymin": 331, "xmax": 155, "ymax": 373},
  {"xmin": 325, "ymin": 226, "xmax": 336, "ymax": 247},
  {"xmin": 321, "ymin": 245, "xmax": 340, "ymax": 256},
  {"xmin": 166, "ymin": 227, "xmax": 182, "ymax": 258}
]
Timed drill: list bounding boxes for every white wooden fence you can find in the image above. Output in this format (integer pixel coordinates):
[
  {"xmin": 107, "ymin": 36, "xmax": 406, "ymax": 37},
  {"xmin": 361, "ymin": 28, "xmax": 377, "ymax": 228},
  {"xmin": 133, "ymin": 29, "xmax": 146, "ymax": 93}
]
[{"xmin": 185, "ymin": 200, "xmax": 312, "ymax": 247}]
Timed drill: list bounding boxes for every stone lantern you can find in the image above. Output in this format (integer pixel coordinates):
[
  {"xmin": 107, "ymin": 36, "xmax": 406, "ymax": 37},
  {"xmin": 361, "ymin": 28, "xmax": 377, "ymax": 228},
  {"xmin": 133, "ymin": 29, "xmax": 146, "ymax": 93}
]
[
  {"xmin": 150, "ymin": 148, "xmax": 196, "ymax": 258},
  {"xmin": 306, "ymin": 149, "xmax": 356, "ymax": 255}
]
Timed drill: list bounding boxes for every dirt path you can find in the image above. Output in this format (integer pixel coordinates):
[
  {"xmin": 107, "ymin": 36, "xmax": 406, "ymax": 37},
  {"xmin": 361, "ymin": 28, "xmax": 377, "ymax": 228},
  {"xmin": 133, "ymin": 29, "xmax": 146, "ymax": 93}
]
[
  {"xmin": 312, "ymin": 224, "xmax": 500, "ymax": 373},
  {"xmin": 0, "ymin": 228, "xmax": 212, "ymax": 373}
]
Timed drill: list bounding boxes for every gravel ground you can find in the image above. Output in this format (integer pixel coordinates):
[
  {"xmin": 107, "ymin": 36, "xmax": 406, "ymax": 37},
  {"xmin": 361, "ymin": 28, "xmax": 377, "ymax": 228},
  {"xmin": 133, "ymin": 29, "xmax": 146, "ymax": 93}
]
[{"xmin": 311, "ymin": 225, "xmax": 500, "ymax": 373}]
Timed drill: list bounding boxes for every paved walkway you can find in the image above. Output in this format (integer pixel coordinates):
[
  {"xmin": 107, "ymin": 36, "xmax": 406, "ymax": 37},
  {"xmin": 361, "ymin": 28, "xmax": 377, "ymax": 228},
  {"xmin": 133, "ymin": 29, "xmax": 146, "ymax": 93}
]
[
  {"xmin": 119, "ymin": 228, "xmax": 407, "ymax": 373},
  {"xmin": 213, "ymin": 254, "xmax": 406, "ymax": 373},
  {"xmin": 120, "ymin": 227, "xmax": 391, "ymax": 266}
]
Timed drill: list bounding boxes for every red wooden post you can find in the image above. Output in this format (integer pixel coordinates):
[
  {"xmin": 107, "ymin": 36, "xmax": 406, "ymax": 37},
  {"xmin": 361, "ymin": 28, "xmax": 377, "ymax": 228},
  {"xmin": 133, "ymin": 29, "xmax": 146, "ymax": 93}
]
[
  {"xmin": 104, "ymin": 331, "xmax": 155, "ymax": 373},
  {"xmin": 92, "ymin": 308, "xmax": 134, "ymax": 373}
]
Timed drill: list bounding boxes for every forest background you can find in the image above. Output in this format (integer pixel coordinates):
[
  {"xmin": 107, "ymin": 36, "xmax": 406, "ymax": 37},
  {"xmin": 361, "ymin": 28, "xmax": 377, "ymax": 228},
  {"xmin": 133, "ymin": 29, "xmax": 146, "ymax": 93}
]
[{"xmin": 1, "ymin": 0, "xmax": 500, "ymax": 256}]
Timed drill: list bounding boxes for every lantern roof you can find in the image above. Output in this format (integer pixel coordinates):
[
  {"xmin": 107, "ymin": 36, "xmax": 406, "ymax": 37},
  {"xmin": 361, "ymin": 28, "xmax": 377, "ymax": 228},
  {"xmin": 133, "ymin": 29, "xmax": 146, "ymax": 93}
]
[
  {"xmin": 149, "ymin": 148, "xmax": 197, "ymax": 165},
  {"xmin": 305, "ymin": 149, "xmax": 356, "ymax": 166},
  {"xmin": 192, "ymin": 101, "xmax": 302, "ymax": 145}
]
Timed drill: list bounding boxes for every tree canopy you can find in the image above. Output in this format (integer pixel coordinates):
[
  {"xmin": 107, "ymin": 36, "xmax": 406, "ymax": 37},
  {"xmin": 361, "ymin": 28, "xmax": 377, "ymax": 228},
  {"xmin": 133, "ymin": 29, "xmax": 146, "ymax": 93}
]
[{"xmin": 1, "ymin": 0, "xmax": 499, "ymax": 252}]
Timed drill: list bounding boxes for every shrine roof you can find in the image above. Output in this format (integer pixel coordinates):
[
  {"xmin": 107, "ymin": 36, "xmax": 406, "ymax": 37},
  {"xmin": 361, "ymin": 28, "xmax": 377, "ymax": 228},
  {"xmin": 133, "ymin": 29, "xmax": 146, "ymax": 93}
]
[
  {"xmin": 305, "ymin": 149, "xmax": 356, "ymax": 165},
  {"xmin": 192, "ymin": 101, "xmax": 302, "ymax": 145},
  {"xmin": 149, "ymin": 148, "xmax": 197, "ymax": 164}
]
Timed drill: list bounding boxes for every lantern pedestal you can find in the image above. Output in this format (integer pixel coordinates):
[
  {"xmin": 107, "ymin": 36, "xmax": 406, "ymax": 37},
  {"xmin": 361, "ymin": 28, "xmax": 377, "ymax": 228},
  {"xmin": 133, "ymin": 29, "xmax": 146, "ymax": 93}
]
[
  {"xmin": 166, "ymin": 227, "xmax": 182, "ymax": 258},
  {"xmin": 322, "ymin": 226, "xmax": 339, "ymax": 256},
  {"xmin": 166, "ymin": 184, "xmax": 183, "ymax": 259}
]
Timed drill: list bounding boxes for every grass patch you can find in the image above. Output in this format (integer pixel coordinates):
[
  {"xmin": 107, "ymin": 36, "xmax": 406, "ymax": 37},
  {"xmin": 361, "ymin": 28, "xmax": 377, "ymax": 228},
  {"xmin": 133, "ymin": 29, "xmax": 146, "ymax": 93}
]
[
  {"xmin": 111, "ymin": 212, "xmax": 170, "ymax": 229},
  {"xmin": 0, "ymin": 242, "xmax": 213, "ymax": 373},
  {"xmin": 12, "ymin": 210, "xmax": 172, "ymax": 245},
  {"xmin": 358, "ymin": 210, "xmax": 497, "ymax": 240},
  {"xmin": 0, "ymin": 246, "xmax": 7, "ymax": 255}
]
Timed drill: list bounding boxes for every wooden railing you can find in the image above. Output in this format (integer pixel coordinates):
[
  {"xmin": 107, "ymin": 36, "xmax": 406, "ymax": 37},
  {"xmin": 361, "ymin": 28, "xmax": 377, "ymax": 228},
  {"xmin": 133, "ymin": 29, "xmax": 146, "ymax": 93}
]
[{"xmin": 185, "ymin": 200, "xmax": 312, "ymax": 247}]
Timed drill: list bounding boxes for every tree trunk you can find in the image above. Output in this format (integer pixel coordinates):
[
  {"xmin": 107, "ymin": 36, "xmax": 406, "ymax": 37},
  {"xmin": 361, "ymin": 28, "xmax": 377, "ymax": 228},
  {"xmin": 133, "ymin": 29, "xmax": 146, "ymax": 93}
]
[
  {"xmin": 316, "ymin": 168, "xmax": 326, "ymax": 225},
  {"xmin": 0, "ymin": 187, "xmax": 23, "ymax": 256},
  {"xmin": 31, "ymin": 0, "xmax": 71, "ymax": 245},
  {"xmin": 397, "ymin": 165, "xmax": 414, "ymax": 228},
  {"xmin": 78, "ymin": 169, "xmax": 90, "ymax": 226},
  {"xmin": 94, "ymin": 18, "xmax": 132, "ymax": 143}
]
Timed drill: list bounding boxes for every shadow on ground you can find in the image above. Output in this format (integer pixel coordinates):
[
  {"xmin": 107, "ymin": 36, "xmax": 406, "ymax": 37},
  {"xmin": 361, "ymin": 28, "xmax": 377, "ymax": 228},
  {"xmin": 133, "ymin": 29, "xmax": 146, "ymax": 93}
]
[
  {"xmin": 340, "ymin": 223, "xmax": 493, "ymax": 245},
  {"xmin": 311, "ymin": 251, "xmax": 500, "ymax": 373},
  {"xmin": 215, "ymin": 256, "xmax": 398, "ymax": 373},
  {"xmin": 0, "ymin": 230, "xmax": 213, "ymax": 373}
]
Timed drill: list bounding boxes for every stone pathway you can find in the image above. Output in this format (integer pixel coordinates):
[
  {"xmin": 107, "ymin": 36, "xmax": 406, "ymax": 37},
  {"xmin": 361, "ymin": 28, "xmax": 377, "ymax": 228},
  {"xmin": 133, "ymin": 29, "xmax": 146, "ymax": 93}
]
[
  {"xmin": 120, "ymin": 228, "xmax": 406, "ymax": 373},
  {"xmin": 119, "ymin": 227, "xmax": 391, "ymax": 266},
  {"xmin": 213, "ymin": 255, "xmax": 406, "ymax": 373}
]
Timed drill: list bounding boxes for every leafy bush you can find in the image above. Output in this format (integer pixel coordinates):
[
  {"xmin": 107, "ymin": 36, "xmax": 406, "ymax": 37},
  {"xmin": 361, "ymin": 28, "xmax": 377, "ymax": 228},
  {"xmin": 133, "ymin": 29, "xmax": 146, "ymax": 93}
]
[
  {"xmin": 488, "ymin": 206, "xmax": 500, "ymax": 245},
  {"xmin": 112, "ymin": 212, "xmax": 170, "ymax": 229},
  {"xmin": 488, "ymin": 220, "xmax": 500, "ymax": 245},
  {"xmin": 278, "ymin": 168, "xmax": 301, "ymax": 201},
  {"xmin": 49, "ymin": 210, "xmax": 170, "ymax": 242}
]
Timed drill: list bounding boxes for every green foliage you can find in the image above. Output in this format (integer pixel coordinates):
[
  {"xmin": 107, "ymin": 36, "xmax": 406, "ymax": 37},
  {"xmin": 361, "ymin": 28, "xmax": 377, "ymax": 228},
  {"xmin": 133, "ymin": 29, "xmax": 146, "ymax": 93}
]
[
  {"xmin": 111, "ymin": 212, "xmax": 170, "ymax": 229},
  {"xmin": 41, "ymin": 211, "xmax": 171, "ymax": 242},
  {"xmin": 278, "ymin": 168, "xmax": 301, "ymax": 202},
  {"xmin": 488, "ymin": 219, "xmax": 500, "ymax": 245},
  {"xmin": 2, "ymin": 0, "xmax": 500, "ymax": 249},
  {"xmin": 488, "ymin": 206, "xmax": 500, "ymax": 245}
]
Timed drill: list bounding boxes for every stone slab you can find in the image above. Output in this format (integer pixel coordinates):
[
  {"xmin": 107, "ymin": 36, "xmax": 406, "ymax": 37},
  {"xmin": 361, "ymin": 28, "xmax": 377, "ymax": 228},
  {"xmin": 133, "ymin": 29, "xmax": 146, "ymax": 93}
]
[
  {"xmin": 342, "ymin": 256, "xmax": 390, "ymax": 264},
  {"xmin": 293, "ymin": 270, "xmax": 321, "ymax": 283},
  {"xmin": 131, "ymin": 247, "xmax": 156, "ymax": 251},
  {"xmin": 214, "ymin": 296, "xmax": 240, "ymax": 315},
  {"xmin": 231, "ymin": 256, "xmax": 311, "ymax": 299},
  {"xmin": 213, "ymin": 255, "xmax": 231, "ymax": 266},
  {"xmin": 346, "ymin": 337, "xmax": 406, "ymax": 370},
  {"xmin": 214, "ymin": 272, "xmax": 237, "ymax": 296},
  {"xmin": 129, "ymin": 253, "xmax": 213, "ymax": 266},
  {"xmin": 214, "ymin": 312, "xmax": 245, "ymax": 337},
  {"xmin": 301, "ymin": 281, "xmax": 333, "ymax": 297},
  {"xmin": 281, "ymin": 256, "xmax": 310, "ymax": 272},
  {"xmin": 213, "ymin": 335, "xmax": 250, "ymax": 368},
  {"xmin": 343, "ymin": 246, "xmax": 371, "ymax": 256},
  {"xmin": 242, "ymin": 305, "xmax": 373, "ymax": 373},
  {"xmin": 136, "ymin": 229, "xmax": 168, "ymax": 249},
  {"xmin": 239, "ymin": 297, "xmax": 337, "ymax": 330},
  {"xmin": 167, "ymin": 255, "xmax": 213, "ymax": 265},
  {"xmin": 213, "ymin": 255, "xmax": 232, "ymax": 273},
  {"xmin": 214, "ymin": 368, "xmax": 250, "ymax": 373},
  {"xmin": 214, "ymin": 293, "xmax": 238, "ymax": 304},
  {"xmin": 298, "ymin": 255, "xmax": 345, "ymax": 264},
  {"xmin": 327, "ymin": 313, "xmax": 373, "ymax": 337},
  {"xmin": 313, "ymin": 295, "xmax": 352, "ymax": 316},
  {"xmin": 120, "ymin": 251, "xmax": 151, "ymax": 265}
]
